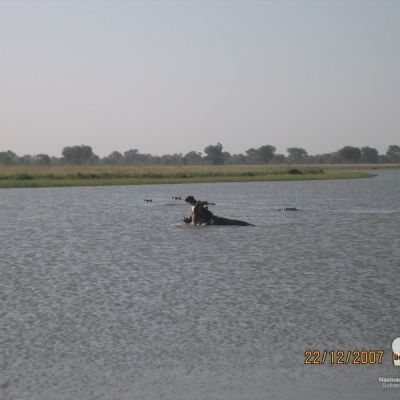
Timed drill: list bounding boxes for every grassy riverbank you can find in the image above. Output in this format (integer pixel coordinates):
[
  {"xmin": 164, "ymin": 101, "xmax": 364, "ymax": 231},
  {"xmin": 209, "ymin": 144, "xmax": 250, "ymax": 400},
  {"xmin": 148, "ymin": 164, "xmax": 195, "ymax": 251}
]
[{"xmin": 0, "ymin": 164, "xmax": 377, "ymax": 188}]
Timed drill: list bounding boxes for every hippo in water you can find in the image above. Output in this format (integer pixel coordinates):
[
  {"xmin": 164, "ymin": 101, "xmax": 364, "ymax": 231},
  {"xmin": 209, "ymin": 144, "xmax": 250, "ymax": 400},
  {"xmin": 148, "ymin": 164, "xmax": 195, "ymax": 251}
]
[
  {"xmin": 276, "ymin": 207, "xmax": 299, "ymax": 211},
  {"xmin": 183, "ymin": 196, "xmax": 253, "ymax": 226}
]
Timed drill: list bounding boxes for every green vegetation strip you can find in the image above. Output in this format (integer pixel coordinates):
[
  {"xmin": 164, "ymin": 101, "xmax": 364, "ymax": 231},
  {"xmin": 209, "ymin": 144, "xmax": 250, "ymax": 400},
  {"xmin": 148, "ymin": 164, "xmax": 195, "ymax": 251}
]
[{"xmin": 0, "ymin": 165, "xmax": 375, "ymax": 188}]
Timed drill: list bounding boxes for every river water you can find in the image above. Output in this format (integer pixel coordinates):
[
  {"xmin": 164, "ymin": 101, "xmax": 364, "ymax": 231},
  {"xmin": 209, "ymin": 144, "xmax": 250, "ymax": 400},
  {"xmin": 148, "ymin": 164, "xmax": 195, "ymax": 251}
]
[{"xmin": 1, "ymin": 170, "xmax": 400, "ymax": 400}]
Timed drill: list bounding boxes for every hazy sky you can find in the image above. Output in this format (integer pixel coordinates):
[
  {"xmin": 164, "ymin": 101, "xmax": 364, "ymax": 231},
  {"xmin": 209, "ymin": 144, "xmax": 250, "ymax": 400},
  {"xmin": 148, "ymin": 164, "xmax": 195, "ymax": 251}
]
[{"xmin": 1, "ymin": 0, "xmax": 399, "ymax": 157}]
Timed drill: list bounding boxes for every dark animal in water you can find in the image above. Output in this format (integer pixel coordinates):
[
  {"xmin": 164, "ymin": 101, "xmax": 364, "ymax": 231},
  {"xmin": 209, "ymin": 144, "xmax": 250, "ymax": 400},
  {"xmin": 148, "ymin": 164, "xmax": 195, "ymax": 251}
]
[
  {"xmin": 277, "ymin": 207, "xmax": 298, "ymax": 211},
  {"xmin": 183, "ymin": 196, "xmax": 253, "ymax": 226},
  {"xmin": 144, "ymin": 199, "xmax": 153, "ymax": 203}
]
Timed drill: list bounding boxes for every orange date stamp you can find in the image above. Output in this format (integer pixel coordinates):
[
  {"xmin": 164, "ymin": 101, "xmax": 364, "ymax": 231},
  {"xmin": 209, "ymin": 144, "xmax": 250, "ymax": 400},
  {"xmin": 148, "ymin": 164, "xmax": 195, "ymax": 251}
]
[{"xmin": 304, "ymin": 349, "xmax": 385, "ymax": 365}]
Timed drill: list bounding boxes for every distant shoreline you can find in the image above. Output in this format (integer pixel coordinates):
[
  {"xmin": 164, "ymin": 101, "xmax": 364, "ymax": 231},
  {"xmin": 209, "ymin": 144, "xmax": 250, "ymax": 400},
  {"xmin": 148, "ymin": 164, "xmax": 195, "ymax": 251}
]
[{"xmin": 0, "ymin": 164, "xmax": 382, "ymax": 189}]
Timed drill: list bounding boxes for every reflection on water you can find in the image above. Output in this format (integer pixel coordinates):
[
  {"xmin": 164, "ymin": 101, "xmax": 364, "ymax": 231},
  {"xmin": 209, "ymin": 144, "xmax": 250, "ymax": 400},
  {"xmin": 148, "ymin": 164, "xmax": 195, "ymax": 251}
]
[{"xmin": 1, "ymin": 170, "xmax": 400, "ymax": 399}]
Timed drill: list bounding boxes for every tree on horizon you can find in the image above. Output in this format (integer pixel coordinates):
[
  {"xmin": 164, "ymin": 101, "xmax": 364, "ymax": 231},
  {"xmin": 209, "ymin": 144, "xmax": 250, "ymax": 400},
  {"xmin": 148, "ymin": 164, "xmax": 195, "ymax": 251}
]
[
  {"xmin": 336, "ymin": 146, "xmax": 362, "ymax": 163},
  {"xmin": 204, "ymin": 143, "xmax": 224, "ymax": 165},
  {"xmin": 62, "ymin": 145, "xmax": 96, "ymax": 164}
]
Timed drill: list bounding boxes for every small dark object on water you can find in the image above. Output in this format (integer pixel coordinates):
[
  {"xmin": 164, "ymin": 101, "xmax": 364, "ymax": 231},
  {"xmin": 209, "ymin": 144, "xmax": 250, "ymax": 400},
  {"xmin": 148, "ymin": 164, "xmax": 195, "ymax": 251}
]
[
  {"xmin": 277, "ymin": 207, "xmax": 299, "ymax": 211},
  {"xmin": 172, "ymin": 196, "xmax": 182, "ymax": 200},
  {"xmin": 144, "ymin": 199, "xmax": 153, "ymax": 203}
]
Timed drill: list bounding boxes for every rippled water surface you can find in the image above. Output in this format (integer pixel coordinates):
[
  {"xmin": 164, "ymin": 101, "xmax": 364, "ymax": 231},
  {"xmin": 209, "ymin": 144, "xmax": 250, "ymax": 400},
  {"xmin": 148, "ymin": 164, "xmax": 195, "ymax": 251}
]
[{"xmin": 1, "ymin": 170, "xmax": 400, "ymax": 399}]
